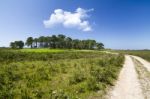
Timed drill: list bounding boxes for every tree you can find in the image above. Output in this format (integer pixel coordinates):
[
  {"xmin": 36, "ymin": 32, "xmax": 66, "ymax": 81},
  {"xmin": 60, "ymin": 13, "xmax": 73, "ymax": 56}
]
[
  {"xmin": 10, "ymin": 41, "xmax": 24, "ymax": 49},
  {"xmin": 47, "ymin": 36, "xmax": 52, "ymax": 48},
  {"xmin": 10, "ymin": 42, "xmax": 16, "ymax": 49},
  {"xmin": 43, "ymin": 36, "xmax": 49, "ymax": 48},
  {"xmin": 34, "ymin": 38, "xmax": 38, "ymax": 48},
  {"xmin": 26, "ymin": 37, "xmax": 33, "ymax": 48},
  {"xmin": 72, "ymin": 39, "xmax": 80, "ymax": 49},
  {"xmin": 16, "ymin": 41, "xmax": 24, "ymax": 49},
  {"xmin": 38, "ymin": 36, "xmax": 45, "ymax": 48},
  {"xmin": 65, "ymin": 37, "xmax": 72, "ymax": 49},
  {"xmin": 23, "ymin": 34, "xmax": 104, "ymax": 50},
  {"xmin": 96, "ymin": 43, "xmax": 104, "ymax": 50},
  {"xmin": 51, "ymin": 35, "xmax": 57, "ymax": 48},
  {"xmin": 87, "ymin": 40, "xmax": 96, "ymax": 49},
  {"xmin": 57, "ymin": 34, "xmax": 66, "ymax": 48}
]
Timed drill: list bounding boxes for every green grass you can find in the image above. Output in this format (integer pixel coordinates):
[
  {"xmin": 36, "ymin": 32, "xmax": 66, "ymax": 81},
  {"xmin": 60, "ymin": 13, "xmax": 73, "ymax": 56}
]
[
  {"xmin": 20, "ymin": 48, "xmax": 67, "ymax": 53},
  {"xmin": 0, "ymin": 48, "xmax": 103, "ymax": 53},
  {"xmin": 114, "ymin": 50, "xmax": 150, "ymax": 61},
  {"xmin": 20, "ymin": 48, "xmax": 104, "ymax": 53},
  {"xmin": 0, "ymin": 48, "xmax": 124, "ymax": 99}
]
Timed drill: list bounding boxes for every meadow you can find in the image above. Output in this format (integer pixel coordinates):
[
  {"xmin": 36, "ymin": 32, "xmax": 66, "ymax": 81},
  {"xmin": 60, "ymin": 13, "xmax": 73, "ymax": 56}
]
[
  {"xmin": 114, "ymin": 50, "xmax": 150, "ymax": 62},
  {"xmin": 0, "ymin": 49, "xmax": 124, "ymax": 99},
  {"xmin": 20, "ymin": 48, "xmax": 67, "ymax": 53}
]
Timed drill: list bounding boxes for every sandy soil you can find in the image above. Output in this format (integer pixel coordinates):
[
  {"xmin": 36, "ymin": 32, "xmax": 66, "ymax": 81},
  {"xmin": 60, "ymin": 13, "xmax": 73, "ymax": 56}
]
[
  {"xmin": 107, "ymin": 55, "xmax": 144, "ymax": 99},
  {"xmin": 131, "ymin": 55, "xmax": 150, "ymax": 72},
  {"xmin": 132, "ymin": 58, "xmax": 150, "ymax": 99}
]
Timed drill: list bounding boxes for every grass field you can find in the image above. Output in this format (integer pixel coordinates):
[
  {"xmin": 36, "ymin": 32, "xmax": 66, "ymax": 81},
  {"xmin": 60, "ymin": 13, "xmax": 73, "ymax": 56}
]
[
  {"xmin": 114, "ymin": 50, "xmax": 150, "ymax": 62},
  {"xmin": 0, "ymin": 48, "xmax": 124, "ymax": 99},
  {"xmin": 20, "ymin": 48, "xmax": 67, "ymax": 53}
]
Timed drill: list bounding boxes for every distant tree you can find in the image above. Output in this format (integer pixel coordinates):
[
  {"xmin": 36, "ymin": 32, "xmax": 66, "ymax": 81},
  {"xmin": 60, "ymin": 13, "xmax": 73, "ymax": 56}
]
[
  {"xmin": 43, "ymin": 37, "xmax": 49, "ymax": 48},
  {"xmin": 87, "ymin": 40, "xmax": 96, "ymax": 49},
  {"xmin": 26, "ymin": 37, "xmax": 33, "ymax": 48},
  {"xmin": 16, "ymin": 41, "xmax": 24, "ymax": 49},
  {"xmin": 96, "ymin": 43, "xmax": 104, "ymax": 50},
  {"xmin": 23, "ymin": 34, "xmax": 104, "ymax": 50},
  {"xmin": 47, "ymin": 36, "xmax": 52, "ymax": 48},
  {"xmin": 57, "ymin": 34, "xmax": 66, "ymax": 48},
  {"xmin": 34, "ymin": 38, "xmax": 38, "ymax": 48},
  {"xmin": 10, "ymin": 42, "xmax": 16, "ymax": 49},
  {"xmin": 51, "ymin": 35, "xmax": 57, "ymax": 48},
  {"xmin": 65, "ymin": 37, "xmax": 72, "ymax": 49},
  {"xmin": 72, "ymin": 39, "xmax": 80, "ymax": 49},
  {"xmin": 38, "ymin": 36, "xmax": 45, "ymax": 48},
  {"xmin": 81, "ymin": 40, "xmax": 88, "ymax": 49},
  {"xmin": 10, "ymin": 41, "xmax": 24, "ymax": 49}
]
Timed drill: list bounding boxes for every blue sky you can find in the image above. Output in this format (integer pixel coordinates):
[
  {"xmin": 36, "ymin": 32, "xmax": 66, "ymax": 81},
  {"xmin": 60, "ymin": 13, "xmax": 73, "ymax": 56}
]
[{"xmin": 0, "ymin": 0, "xmax": 150, "ymax": 49}]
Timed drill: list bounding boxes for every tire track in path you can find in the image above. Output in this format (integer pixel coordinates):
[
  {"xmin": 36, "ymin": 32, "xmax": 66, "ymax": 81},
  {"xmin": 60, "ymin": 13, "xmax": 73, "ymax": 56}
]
[{"xmin": 107, "ymin": 55, "xmax": 144, "ymax": 99}]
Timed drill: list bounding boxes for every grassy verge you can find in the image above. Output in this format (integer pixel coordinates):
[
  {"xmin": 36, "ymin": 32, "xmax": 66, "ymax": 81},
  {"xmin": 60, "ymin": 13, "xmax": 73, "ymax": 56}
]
[
  {"xmin": 0, "ymin": 49, "xmax": 124, "ymax": 99},
  {"xmin": 0, "ymin": 49, "xmax": 105, "ymax": 63},
  {"xmin": 132, "ymin": 58, "xmax": 150, "ymax": 98},
  {"xmin": 113, "ymin": 50, "xmax": 150, "ymax": 62},
  {"xmin": 20, "ymin": 48, "xmax": 67, "ymax": 53}
]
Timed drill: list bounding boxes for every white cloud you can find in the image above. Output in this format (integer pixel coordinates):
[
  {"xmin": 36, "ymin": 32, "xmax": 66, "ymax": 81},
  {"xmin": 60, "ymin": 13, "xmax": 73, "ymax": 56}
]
[{"xmin": 43, "ymin": 8, "xmax": 94, "ymax": 32}]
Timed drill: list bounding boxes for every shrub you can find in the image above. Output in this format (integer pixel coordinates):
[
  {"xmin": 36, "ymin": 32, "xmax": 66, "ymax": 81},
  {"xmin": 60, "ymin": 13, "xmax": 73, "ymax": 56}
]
[
  {"xmin": 69, "ymin": 69, "xmax": 86, "ymax": 84},
  {"xmin": 0, "ymin": 49, "xmax": 124, "ymax": 99},
  {"xmin": 87, "ymin": 77, "xmax": 100, "ymax": 91}
]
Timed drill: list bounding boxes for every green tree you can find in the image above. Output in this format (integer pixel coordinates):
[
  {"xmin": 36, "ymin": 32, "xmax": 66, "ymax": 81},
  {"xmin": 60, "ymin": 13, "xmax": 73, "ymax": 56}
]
[
  {"xmin": 51, "ymin": 35, "xmax": 57, "ymax": 48},
  {"xmin": 72, "ymin": 39, "xmax": 80, "ymax": 49},
  {"xmin": 43, "ymin": 36, "xmax": 49, "ymax": 48},
  {"xmin": 16, "ymin": 41, "xmax": 24, "ymax": 49},
  {"xmin": 57, "ymin": 34, "xmax": 66, "ymax": 48},
  {"xmin": 65, "ymin": 37, "xmax": 72, "ymax": 49},
  {"xmin": 26, "ymin": 37, "xmax": 33, "ymax": 48},
  {"xmin": 87, "ymin": 40, "xmax": 96, "ymax": 49},
  {"xmin": 34, "ymin": 38, "xmax": 38, "ymax": 48},
  {"xmin": 38, "ymin": 36, "xmax": 45, "ymax": 48},
  {"xmin": 47, "ymin": 36, "xmax": 52, "ymax": 48},
  {"xmin": 96, "ymin": 43, "xmax": 104, "ymax": 50},
  {"xmin": 18, "ymin": 34, "xmax": 104, "ymax": 50},
  {"xmin": 10, "ymin": 41, "xmax": 24, "ymax": 49},
  {"xmin": 10, "ymin": 42, "xmax": 16, "ymax": 49}
]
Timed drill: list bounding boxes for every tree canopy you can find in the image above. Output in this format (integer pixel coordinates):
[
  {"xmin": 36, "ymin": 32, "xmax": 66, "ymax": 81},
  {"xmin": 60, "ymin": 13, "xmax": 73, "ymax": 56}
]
[
  {"xmin": 10, "ymin": 34, "xmax": 104, "ymax": 50},
  {"xmin": 10, "ymin": 41, "xmax": 24, "ymax": 49}
]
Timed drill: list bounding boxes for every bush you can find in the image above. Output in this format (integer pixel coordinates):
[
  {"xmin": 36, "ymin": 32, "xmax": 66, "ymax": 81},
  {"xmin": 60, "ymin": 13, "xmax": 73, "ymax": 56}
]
[
  {"xmin": 87, "ymin": 77, "xmax": 100, "ymax": 91},
  {"xmin": 69, "ymin": 69, "xmax": 86, "ymax": 84},
  {"xmin": 0, "ymin": 49, "xmax": 124, "ymax": 99}
]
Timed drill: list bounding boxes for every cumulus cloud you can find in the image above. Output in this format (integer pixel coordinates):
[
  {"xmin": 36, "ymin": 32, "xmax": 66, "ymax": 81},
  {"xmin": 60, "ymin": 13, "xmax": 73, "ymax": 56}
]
[{"xmin": 43, "ymin": 8, "xmax": 94, "ymax": 32}]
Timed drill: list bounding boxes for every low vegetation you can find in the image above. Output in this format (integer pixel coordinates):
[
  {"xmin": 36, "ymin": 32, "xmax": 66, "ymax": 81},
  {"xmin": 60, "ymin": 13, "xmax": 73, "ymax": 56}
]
[
  {"xmin": 114, "ymin": 50, "xmax": 150, "ymax": 61},
  {"xmin": 0, "ymin": 49, "xmax": 124, "ymax": 99}
]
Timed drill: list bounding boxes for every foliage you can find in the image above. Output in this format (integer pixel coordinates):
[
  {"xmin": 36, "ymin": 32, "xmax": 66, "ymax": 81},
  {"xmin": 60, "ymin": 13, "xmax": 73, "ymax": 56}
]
[
  {"xmin": 0, "ymin": 49, "xmax": 124, "ymax": 99},
  {"xmin": 10, "ymin": 34, "xmax": 104, "ymax": 50},
  {"xmin": 114, "ymin": 50, "xmax": 150, "ymax": 62},
  {"xmin": 31, "ymin": 34, "xmax": 104, "ymax": 49},
  {"xmin": 20, "ymin": 48, "xmax": 66, "ymax": 53},
  {"xmin": 10, "ymin": 41, "xmax": 24, "ymax": 49},
  {"xmin": 0, "ymin": 49, "xmax": 105, "ymax": 63},
  {"xmin": 26, "ymin": 37, "xmax": 34, "ymax": 48}
]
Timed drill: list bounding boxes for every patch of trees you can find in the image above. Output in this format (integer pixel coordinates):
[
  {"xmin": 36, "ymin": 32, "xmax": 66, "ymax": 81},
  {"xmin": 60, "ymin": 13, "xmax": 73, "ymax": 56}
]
[
  {"xmin": 10, "ymin": 41, "xmax": 24, "ymax": 49},
  {"xmin": 10, "ymin": 34, "xmax": 104, "ymax": 49}
]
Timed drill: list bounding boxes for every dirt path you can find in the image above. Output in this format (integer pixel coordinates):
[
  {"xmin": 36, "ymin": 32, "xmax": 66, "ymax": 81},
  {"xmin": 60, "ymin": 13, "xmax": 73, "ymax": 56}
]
[
  {"xmin": 107, "ymin": 55, "xmax": 144, "ymax": 99},
  {"xmin": 131, "ymin": 55, "xmax": 150, "ymax": 72},
  {"xmin": 131, "ymin": 56, "xmax": 150, "ymax": 99}
]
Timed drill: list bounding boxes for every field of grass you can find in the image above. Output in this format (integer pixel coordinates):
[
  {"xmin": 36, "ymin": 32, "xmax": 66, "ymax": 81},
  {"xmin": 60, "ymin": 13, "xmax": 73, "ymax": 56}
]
[
  {"xmin": 114, "ymin": 50, "xmax": 150, "ymax": 62},
  {"xmin": 0, "ymin": 49, "xmax": 124, "ymax": 99},
  {"xmin": 20, "ymin": 48, "xmax": 67, "ymax": 53}
]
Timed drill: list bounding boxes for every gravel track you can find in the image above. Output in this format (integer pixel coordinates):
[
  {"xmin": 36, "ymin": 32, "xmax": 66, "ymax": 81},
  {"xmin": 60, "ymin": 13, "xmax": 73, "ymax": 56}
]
[{"xmin": 107, "ymin": 55, "xmax": 144, "ymax": 99}]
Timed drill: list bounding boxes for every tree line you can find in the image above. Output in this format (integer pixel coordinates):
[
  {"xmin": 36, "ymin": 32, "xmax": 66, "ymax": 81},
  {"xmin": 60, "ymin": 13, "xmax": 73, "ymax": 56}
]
[
  {"xmin": 10, "ymin": 41, "xmax": 24, "ymax": 49},
  {"xmin": 10, "ymin": 34, "xmax": 104, "ymax": 50}
]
